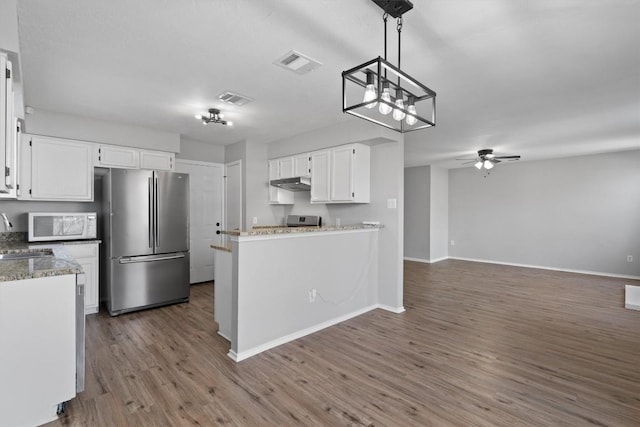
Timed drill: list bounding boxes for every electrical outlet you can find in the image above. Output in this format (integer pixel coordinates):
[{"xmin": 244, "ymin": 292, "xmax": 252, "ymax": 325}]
[
  {"xmin": 628, "ymin": 255, "xmax": 634, "ymax": 262},
  {"xmin": 450, "ymin": 240, "xmax": 455, "ymax": 246},
  {"xmin": 309, "ymin": 289, "xmax": 317, "ymax": 302},
  {"xmin": 252, "ymin": 217, "xmax": 258, "ymax": 225}
]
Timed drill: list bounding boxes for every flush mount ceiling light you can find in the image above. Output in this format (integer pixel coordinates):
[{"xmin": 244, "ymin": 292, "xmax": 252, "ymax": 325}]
[
  {"xmin": 342, "ymin": 0, "xmax": 436, "ymax": 133},
  {"xmin": 195, "ymin": 109, "xmax": 233, "ymax": 126}
]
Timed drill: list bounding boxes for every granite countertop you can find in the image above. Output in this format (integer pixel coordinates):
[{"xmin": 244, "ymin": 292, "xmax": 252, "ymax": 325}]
[
  {"xmin": 222, "ymin": 223, "xmax": 383, "ymax": 237},
  {"xmin": 210, "ymin": 244, "xmax": 232, "ymax": 252},
  {"xmin": 0, "ymin": 233, "xmax": 84, "ymax": 282}
]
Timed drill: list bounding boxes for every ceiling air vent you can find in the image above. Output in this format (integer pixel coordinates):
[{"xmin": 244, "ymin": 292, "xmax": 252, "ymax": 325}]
[
  {"xmin": 217, "ymin": 91, "xmax": 254, "ymax": 106},
  {"xmin": 273, "ymin": 50, "xmax": 322, "ymax": 75}
]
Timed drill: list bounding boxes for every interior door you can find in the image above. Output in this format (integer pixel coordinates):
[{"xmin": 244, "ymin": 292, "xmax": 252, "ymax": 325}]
[
  {"xmin": 176, "ymin": 160, "xmax": 224, "ymax": 284},
  {"xmin": 154, "ymin": 171, "xmax": 189, "ymax": 254},
  {"xmin": 109, "ymin": 169, "xmax": 154, "ymax": 257}
]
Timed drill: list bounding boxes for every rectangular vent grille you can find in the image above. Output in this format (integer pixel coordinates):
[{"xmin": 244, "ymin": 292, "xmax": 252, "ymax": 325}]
[
  {"xmin": 274, "ymin": 50, "xmax": 322, "ymax": 75},
  {"xmin": 217, "ymin": 91, "xmax": 254, "ymax": 106}
]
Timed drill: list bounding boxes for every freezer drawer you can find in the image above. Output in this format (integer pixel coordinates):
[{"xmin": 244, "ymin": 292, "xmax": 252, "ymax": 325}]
[{"xmin": 108, "ymin": 253, "xmax": 189, "ymax": 315}]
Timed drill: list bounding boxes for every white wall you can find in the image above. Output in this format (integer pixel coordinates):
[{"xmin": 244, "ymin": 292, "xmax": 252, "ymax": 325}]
[
  {"xmin": 429, "ymin": 166, "xmax": 449, "ymax": 261},
  {"xmin": 449, "ymin": 150, "xmax": 640, "ymax": 277},
  {"xmin": 177, "ymin": 137, "xmax": 225, "ymax": 163},
  {"xmin": 225, "ymin": 140, "xmax": 284, "ymax": 229},
  {"xmin": 24, "ymin": 109, "xmax": 180, "ymax": 152},
  {"xmin": 404, "ymin": 166, "xmax": 430, "ymax": 260}
]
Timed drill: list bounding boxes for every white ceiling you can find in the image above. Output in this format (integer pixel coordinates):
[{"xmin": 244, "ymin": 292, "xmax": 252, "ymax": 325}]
[{"xmin": 16, "ymin": 0, "xmax": 640, "ymax": 168}]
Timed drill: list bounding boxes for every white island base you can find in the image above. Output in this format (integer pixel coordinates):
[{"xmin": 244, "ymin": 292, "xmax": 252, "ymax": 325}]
[{"xmin": 218, "ymin": 226, "xmax": 399, "ymax": 362}]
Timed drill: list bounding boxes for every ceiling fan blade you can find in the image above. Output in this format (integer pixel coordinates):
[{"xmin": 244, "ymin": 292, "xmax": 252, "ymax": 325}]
[
  {"xmin": 455, "ymin": 158, "xmax": 477, "ymax": 161},
  {"xmin": 461, "ymin": 160, "xmax": 478, "ymax": 165},
  {"xmin": 494, "ymin": 155, "xmax": 521, "ymax": 160},
  {"xmin": 493, "ymin": 159, "xmax": 502, "ymax": 164}
]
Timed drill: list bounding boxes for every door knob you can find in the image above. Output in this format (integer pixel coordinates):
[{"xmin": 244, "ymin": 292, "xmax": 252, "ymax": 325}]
[
  {"xmin": 216, "ymin": 222, "xmax": 220, "ymax": 226},
  {"xmin": 216, "ymin": 230, "xmax": 221, "ymax": 235}
]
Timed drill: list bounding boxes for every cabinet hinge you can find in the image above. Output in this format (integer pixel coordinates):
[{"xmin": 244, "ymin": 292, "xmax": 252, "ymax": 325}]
[
  {"xmin": 353, "ymin": 149, "xmax": 355, "ymax": 154},
  {"xmin": 29, "ymin": 189, "xmax": 32, "ymax": 195},
  {"xmin": 29, "ymin": 139, "xmax": 32, "ymax": 146},
  {"xmin": 5, "ymin": 68, "xmax": 10, "ymax": 79},
  {"xmin": 16, "ymin": 184, "xmax": 19, "ymax": 190},
  {"xmin": 4, "ymin": 166, "xmax": 9, "ymax": 177},
  {"xmin": 352, "ymin": 192, "xmax": 355, "ymax": 197}
]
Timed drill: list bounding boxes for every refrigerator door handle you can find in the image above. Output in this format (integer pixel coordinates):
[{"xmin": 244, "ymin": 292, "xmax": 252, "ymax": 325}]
[
  {"xmin": 148, "ymin": 177, "xmax": 154, "ymax": 248},
  {"xmin": 119, "ymin": 254, "xmax": 186, "ymax": 264},
  {"xmin": 154, "ymin": 175, "xmax": 159, "ymax": 247}
]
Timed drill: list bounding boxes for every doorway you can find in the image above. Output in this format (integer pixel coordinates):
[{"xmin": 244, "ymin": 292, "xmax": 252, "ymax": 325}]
[{"xmin": 175, "ymin": 160, "xmax": 224, "ymax": 284}]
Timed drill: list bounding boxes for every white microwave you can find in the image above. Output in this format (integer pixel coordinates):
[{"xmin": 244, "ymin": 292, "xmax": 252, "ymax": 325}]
[{"xmin": 28, "ymin": 212, "xmax": 97, "ymax": 242}]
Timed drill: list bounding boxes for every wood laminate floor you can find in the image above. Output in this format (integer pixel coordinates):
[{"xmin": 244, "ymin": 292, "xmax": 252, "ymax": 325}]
[{"xmin": 47, "ymin": 260, "xmax": 640, "ymax": 426}]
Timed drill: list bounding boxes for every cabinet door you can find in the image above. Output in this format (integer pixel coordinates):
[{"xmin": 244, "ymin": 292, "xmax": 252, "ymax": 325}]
[
  {"xmin": 278, "ymin": 157, "xmax": 294, "ymax": 179},
  {"xmin": 310, "ymin": 150, "xmax": 331, "ymax": 203},
  {"xmin": 63, "ymin": 243, "xmax": 99, "ymax": 314},
  {"xmin": 29, "ymin": 135, "xmax": 93, "ymax": 201},
  {"xmin": 331, "ymin": 145, "xmax": 354, "ymax": 202},
  {"xmin": 268, "ymin": 159, "xmax": 293, "ymax": 205},
  {"xmin": 268, "ymin": 159, "xmax": 279, "ymax": 203},
  {"xmin": 96, "ymin": 145, "xmax": 139, "ymax": 169},
  {"xmin": 293, "ymin": 153, "xmax": 310, "ymax": 177},
  {"xmin": 140, "ymin": 150, "xmax": 174, "ymax": 171},
  {"xmin": 0, "ymin": 53, "xmax": 17, "ymax": 199}
]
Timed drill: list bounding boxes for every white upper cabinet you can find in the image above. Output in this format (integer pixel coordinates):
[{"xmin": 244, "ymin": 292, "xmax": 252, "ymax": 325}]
[
  {"xmin": 293, "ymin": 153, "xmax": 311, "ymax": 178},
  {"xmin": 21, "ymin": 134, "xmax": 94, "ymax": 201},
  {"xmin": 278, "ymin": 156, "xmax": 294, "ymax": 179},
  {"xmin": 310, "ymin": 149, "xmax": 331, "ymax": 203},
  {"xmin": 311, "ymin": 143, "xmax": 370, "ymax": 204},
  {"xmin": 268, "ymin": 159, "xmax": 293, "ymax": 204},
  {"xmin": 140, "ymin": 150, "xmax": 175, "ymax": 171},
  {"xmin": 95, "ymin": 144, "xmax": 139, "ymax": 169},
  {"xmin": 0, "ymin": 53, "xmax": 19, "ymax": 199}
]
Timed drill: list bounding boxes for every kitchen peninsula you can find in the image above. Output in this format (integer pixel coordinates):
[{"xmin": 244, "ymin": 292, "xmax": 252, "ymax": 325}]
[
  {"xmin": 0, "ymin": 233, "xmax": 82, "ymax": 426},
  {"xmin": 213, "ymin": 224, "xmax": 385, "ymax": 361}
]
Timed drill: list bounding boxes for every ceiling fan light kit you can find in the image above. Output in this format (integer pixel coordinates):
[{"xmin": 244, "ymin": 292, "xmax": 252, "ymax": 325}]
[
  {"xmin": 460, "ymin": 149, "xmax": 521, "ymax": 175},
  {"xmin": 196, "ymin": 108, "xmax": 233, "ymax": 126},
  {"xmin": 342, "ymin": 0, "xmax": 436, "ymax": 133}
]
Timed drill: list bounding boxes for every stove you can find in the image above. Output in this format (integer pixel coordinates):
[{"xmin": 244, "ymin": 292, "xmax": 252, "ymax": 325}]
[{"xmin": 286, "ymin": 215, "xmax": 321, "ymax": 227}]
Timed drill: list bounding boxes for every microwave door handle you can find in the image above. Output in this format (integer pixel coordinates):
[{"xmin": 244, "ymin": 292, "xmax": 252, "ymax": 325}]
[{"xmin": 148, "ymin": 177, "xmax": 153, "ymax": 248}]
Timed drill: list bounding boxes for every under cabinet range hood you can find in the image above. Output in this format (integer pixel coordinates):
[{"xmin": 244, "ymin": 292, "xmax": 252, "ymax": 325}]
[{"xmin": 270, "ymin": 177, "xmax": 311, "ymax": 191}]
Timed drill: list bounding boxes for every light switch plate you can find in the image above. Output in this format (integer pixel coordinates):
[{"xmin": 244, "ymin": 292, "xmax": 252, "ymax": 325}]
[{"xmin": 387, "ymin": 198, "xmax": 397, "ymax": 209}]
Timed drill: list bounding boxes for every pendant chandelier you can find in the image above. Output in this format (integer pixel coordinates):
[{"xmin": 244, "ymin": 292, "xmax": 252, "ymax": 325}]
[{"xmin": 342, "ymin": 0, "xmax": 436, "ymax": 133}]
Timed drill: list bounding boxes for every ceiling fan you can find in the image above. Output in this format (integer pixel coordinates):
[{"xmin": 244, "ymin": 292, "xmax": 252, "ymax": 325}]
[{"xmin": 457, "ymin": 149, "xmax": 521, "ymax": 172}]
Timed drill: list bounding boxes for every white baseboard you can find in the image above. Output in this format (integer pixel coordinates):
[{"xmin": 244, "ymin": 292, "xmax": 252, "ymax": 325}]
[
  {"xmin": 377, "ymin": 303, "xmax": 405, "ymax": 313},
  {"xmin": 449, "ymin": 256, "xmax": 640, "ymax": 281},
  {"xmin": 228, "ymin": 304, "xmax": 380, "ymax": 362},
  {"xmin": 404, "ymin": 256, "xmax": 447, "ymax": 264}
]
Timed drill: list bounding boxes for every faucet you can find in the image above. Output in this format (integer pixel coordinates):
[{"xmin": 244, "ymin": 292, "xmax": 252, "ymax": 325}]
[{"xmin": 1, "ymin": 213, "xmax": 13, "ymax": 231}]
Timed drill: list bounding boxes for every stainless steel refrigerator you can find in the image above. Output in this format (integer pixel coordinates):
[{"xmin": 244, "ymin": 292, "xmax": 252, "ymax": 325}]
[{"xmin": 103, "ymin": 169, "xmax": 190, "ymax": 316}]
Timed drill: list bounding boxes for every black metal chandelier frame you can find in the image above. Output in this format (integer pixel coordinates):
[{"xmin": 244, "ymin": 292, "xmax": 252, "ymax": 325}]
[{"xmin": 342, "ymin": 1, "xmax": 437, "ymax": 133}]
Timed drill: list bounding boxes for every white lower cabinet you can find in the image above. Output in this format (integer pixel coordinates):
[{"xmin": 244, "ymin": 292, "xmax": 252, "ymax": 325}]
[
  {"xmin": 63, "ymin": 242, "xmax": 100, "ymax": 314},
  {"xmin": 20, "ymin": 134, "xmax": 94, "ymax": 201}
]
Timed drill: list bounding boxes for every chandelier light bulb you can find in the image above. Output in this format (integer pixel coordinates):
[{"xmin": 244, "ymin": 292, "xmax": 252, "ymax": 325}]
[
  {"xmin": 484, "ymin": 160, "xmax": 494, "ymax": 170},
  {"xmin": 194, "ymin": 114, "xmax": 203, "ymax": 120},
  {"xmin": 227, "ymin": 121, "xmax": 233, "ymax": 127},
  {"xmin": 405, "ymin": 96, "xmax": 417, "ymax": 125},
  {"xmin": 392, "ymin": 89, "xmax": 406, "ymax": 121},
  {"xmin": 379, "ymin": 83, "xmax": 392, "ymax": 115},
  {"xmin": 474, "ymin": 161, "xmax": 483, "ymax": 170},
  {"xmin": 363, "ymin": 71, "xmax": 378, "ymax": 109}
]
